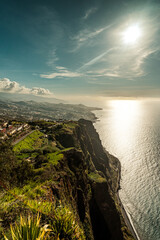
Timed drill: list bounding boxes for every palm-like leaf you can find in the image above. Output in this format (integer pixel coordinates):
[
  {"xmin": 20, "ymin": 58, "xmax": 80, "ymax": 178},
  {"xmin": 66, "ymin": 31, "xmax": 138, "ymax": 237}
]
[{"xmin": 3, "ymin": 214, "xmax": 51, "ymax": 240}]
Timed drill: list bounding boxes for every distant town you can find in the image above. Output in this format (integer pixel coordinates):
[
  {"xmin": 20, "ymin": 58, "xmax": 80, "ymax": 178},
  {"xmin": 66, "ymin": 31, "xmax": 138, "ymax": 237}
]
[
  {"xmin": 0, "ymin": 99, "xmax": 101, "ymax": 122},
  {"xmin": 0, "ymin": 119, "xmax": 30, "ymax": 140},
  {"xmin": 0, "ymin": 98, "xmax": 102, "ymax": 141}
]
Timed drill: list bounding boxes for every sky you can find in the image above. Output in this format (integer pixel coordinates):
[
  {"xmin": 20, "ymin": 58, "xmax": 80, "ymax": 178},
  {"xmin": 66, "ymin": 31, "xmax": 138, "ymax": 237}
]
[{"xmin": 0, "ymin": 0, "xmax": 160, "ymax": 103}]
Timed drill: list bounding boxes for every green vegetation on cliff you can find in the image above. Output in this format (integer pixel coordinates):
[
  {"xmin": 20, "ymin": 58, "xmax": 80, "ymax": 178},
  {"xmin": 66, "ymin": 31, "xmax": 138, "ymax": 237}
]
[
  {"xmin": 88, "ymin": 172, "xmax": 107, "ymax": 183},
  {"xmin": 0, "ymin": 120, "xmax": 134, "ymax": 240},
  {"xmin": 13, "ymin": 130, "xmax": 45, "ymax": 152}
]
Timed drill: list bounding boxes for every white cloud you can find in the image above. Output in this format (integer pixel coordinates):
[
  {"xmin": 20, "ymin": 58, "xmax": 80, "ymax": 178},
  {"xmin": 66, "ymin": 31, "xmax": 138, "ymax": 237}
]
[
  {"xmin": 130, "ymin": 48, "xmax": 157, "ymax": 76},
  {"xmin": 103, "ymin": 72, "xmax": 120, "ymax": 77},
  {"xmin": 0, "ymin": 78, "xmax": 29, "ymax": 93},
  {"xmin": 78, "ymin": 37, "xmax": 159, "ymax": 79},
  {"xmin": 86, "ymin": 67, "xmax": 120, "ymax": 79},
  {"xmin": 76, "ymin": 7, "xmax": 160, "ymax": 80},
  {"xmin": 47, "ymin": 49, "xmax": 59, "ymax": 68},
  {"xmin": 70, "ymin": 25, "xmax": 111, "ymax": 52},
  {"xmin": 108, "ymin": 47, "xmax": 158, "ymax": 78},
  {"xmin": 56, "ymin": 66, "xmax": 66, "ymax": 70},
  {"xmin": 79, "ymin": 48, "xmax": 117, "ymax": 71},
  {"xmin": 30, "ymin": 87, "xmax": 52, "ymax": 96},
  {"xmin": 40, "ymin": 66, "xmax": 82, "ymax": 79},
  {"xmin": 76, "ymin": 26, "xmax": 111, "ymax": 43},
  {"xmin": 0, "ymin": 78, "xmax": 54, "ymax": 97},
  {"xmin": 83, "ymin": 7, "xmax": 97, "ymax": 20}
]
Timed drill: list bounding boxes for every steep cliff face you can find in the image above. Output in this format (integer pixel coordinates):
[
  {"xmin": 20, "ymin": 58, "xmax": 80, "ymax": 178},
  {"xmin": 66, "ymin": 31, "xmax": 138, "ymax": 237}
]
[
  {"xmin": 53, "ymin": 119, "xmax": 133, "ymax": 240},
  {"xmin": 0, "ymin": 119, "xmax": 133, "ymax": 240}
]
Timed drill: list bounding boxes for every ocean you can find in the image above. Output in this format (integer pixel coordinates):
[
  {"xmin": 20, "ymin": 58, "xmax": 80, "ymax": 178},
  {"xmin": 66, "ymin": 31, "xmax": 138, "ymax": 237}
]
[{"xmin": 93, "ymin": 100, "xmax": 160, "ymax": 240}]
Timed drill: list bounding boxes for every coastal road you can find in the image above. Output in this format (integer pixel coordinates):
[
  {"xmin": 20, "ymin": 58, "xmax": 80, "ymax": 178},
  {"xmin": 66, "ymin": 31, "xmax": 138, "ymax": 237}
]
[{"xmin": 12, "ymin": 130, "xmax": 35, "ymax": 145}]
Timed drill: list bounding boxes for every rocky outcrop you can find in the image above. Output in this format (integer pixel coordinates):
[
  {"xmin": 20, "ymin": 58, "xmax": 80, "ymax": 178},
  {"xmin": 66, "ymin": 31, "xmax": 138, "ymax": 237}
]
[{"xmin": 53, "ymin": 119, "xmax": 133, "ymax": 240}]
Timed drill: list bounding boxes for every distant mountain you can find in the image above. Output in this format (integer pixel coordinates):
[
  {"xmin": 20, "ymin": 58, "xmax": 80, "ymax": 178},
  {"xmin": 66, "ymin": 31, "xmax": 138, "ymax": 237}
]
[
  {"xmin": 0, "ymin": 92, "xmax": 65, "ymax": 104},
  {"xmin": 0, "ymin": 97, "xmax": 101, "ymax": 122}
]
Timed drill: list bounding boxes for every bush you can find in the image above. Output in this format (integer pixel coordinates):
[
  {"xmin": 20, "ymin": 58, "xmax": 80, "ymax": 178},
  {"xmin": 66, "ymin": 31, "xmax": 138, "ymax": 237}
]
[
  {"xmin": 0, "ymin": 141, "xmax": 17, "ymax": 186},
  {"xmin": 15, "ymin": 161, "xmax": 34, "ymax": 185},
  {"xmin": 20, "ymin": 149, "xmax": 34, "ymax": 153},
  {"xmin": 50, "ymin": 205, "xmax": 85, "ymax": 240},
  {"xmin": 34, "ymin": 155, "xmax": 48, "ymax": 169},
  {"xmin": 2, "ymin": 204, "xmax": 86, "ymax": 240},
  {"xmin": 3, "ymin": 214, "xmax": 51, "ymax": 240},
  {"xmin": 42, "ymin": 146, "xmax": 60, "ymax": 154}
]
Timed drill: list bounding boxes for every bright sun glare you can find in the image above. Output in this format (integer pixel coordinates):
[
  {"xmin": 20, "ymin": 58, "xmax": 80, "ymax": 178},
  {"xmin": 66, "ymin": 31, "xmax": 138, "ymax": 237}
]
[
  {"xmin": 109, "ymin": 100, "xmax": 140, "ymax": 137},
  {"xmin": 123, "ymin": 25, "xmax": 141, "ymax": 44}
]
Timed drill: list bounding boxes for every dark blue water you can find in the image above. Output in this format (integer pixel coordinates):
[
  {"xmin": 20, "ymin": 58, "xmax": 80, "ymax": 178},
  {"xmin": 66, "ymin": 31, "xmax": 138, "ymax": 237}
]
[{"xmin": 94, "ymin": 100, "xmax": 160, "ymax": 240}]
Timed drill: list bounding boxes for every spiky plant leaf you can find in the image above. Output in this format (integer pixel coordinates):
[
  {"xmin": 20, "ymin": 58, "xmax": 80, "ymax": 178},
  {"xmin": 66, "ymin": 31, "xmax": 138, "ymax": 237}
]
[{"xmin": 3, "ymin": 214, "xmax": 51, "ymax": 240}]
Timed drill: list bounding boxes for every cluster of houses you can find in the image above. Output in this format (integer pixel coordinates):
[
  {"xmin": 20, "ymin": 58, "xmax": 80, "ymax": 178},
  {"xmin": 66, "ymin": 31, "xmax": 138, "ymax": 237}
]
[{"xmin": 0, "ymin": 121, "xmax": 29, "ymax": 140}]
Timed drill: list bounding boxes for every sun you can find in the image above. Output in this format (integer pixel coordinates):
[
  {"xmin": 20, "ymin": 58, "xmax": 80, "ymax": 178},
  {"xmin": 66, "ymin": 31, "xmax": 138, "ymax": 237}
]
[{"xmin": 122, "ymin": 24, "xmax": 141, "ymax": 44}]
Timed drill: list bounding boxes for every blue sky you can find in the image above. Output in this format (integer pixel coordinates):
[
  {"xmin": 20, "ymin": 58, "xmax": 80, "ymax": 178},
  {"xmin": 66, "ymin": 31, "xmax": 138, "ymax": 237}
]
[{"xmin": 0, "ymin": 0, "xmax": 160, "ymax": 102}]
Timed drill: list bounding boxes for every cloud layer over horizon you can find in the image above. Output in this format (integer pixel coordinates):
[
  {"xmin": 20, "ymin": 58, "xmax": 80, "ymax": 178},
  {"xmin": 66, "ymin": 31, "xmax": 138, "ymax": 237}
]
[{"xmin": 0, "ymin": 78, "xmax": 54, "ymax": 97}]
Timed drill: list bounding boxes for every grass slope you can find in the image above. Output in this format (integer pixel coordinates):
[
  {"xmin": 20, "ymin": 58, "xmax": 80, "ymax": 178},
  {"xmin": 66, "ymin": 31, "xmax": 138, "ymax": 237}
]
[{"xmin": 13, "ymin": 130, "xmax": 44, "ymax": 152}]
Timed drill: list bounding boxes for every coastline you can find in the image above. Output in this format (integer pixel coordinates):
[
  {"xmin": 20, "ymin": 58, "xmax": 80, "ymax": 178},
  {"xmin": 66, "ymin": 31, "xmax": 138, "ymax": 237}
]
[
  {"xmin": 117, "ymin": 192, "xmax": 140, "ymax": 240},
  {"xmin": 92, "ymin": 109, "xmax": 140, "ymax": 240}
]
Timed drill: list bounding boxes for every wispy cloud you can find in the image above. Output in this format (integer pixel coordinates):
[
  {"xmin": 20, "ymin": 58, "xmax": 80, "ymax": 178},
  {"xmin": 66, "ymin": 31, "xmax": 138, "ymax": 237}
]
[
  {"xmin": 130, "ymin": 48, "xmax": 158, "ymax": 76},
  {"xmin": 103, "ymin": 72, "xmax": 120, "ymax": 77},
  {"xmin": 74, "ymin": 25, "xmax": 111, "ymax": 43},
  {"xmin": 112, "ymin": 47, "xmax": 159, "ymax": 78},
  {"xmin": 56, "ymin": 66, "xmax": 66, "ymax": 70},
  {"xmin": 82, "ymin": 7, "xmax": 98, "ymax": 20},
  {"xmin": 70, "ymin": 25, "xmax": 111, "ymax": 52},
  {"xmin": 78, "ymin": 48, "xmax": 117, "ymax": 71},
  {"xmin": 87, "ymin": 80, "xmax": 111, "ymax": 85},
  {"xmin": 78, "ymin": 46, "xmax": 158, "ymax": 80},
  {"xmin": 0, "ymin": 78, "xmax": 54, "ymax": 97},
  {"xmin": 40, "ymin": 66, "xmax": 82, "ymax": 79},
  {"xmin": 46, "ymin": 49, "xmax": 59, "ymax": 69},
  {"xmin": 76, "ymin": 6, "xmax": 160, "ymax": 81},
  {"xmin": 78, "ymin": 25, "xmax": 159, "ymax": 79},
  {"xmin": 85, "ymin": 67, "xmax": 120, "ymax": 80}
]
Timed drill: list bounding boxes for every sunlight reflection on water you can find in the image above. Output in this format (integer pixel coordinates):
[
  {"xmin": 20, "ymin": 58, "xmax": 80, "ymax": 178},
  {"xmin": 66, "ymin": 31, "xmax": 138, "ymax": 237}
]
[
  {"xmin": 106, "ymin": 100, "xmax": 141, "ymax": 154},
  {"xmin": 94, "ymin": 100, "xmax": 160, "ymax": 240}
]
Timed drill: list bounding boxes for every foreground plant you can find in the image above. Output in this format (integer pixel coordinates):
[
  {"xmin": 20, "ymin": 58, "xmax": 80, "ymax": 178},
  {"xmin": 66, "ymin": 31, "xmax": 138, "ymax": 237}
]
[
  {"xmin": 50, "ymin": 205, "xmax": 85, "ymax": 240},
  {"xmin": 3, "ymin": 214, "xmax": 51, "ymax": 240}
]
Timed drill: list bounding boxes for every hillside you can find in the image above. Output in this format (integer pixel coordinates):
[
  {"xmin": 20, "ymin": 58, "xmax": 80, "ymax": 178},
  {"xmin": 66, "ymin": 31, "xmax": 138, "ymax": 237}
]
[
  {"xmin": 0, "ymin": 119, "xmax": 133, "ymax": 239},
  {"xmin": 0, "ymin": 99, "xmax": 101, "ymax": 121}
]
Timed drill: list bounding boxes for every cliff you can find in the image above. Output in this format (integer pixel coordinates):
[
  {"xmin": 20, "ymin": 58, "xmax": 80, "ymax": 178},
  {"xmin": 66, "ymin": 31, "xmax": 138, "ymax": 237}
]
[
  {"xmin": 0, "ymin": 119, "xmax": 133, "ymax": 240},
  {"xmin": 53, "ymin": 119, "xmax": 133, "ymax": 239}
]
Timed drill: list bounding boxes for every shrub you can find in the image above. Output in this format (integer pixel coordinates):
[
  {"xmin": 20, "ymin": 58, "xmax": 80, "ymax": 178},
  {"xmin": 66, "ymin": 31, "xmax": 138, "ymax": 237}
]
[
  {"xmin": 3, "ymin": 214, "xmax": 51, "ymax": 240},
  {"xmin": 88, "ymin": 172, "xmax": 107, "ymax": 183},
  {"xmin": 20, "ymin": 149, "xmax": 33, "ymax": 153},
  {"xmin": 42, "ymin": 146, "xmax": 59, "ymax": 154},
  {"xmin": 15, "ymin": 161, "xmax": 34, "ymax": 185},
  {"xmin": 34, "ymin": 155, "xmax": 47, "ymax": 169},
  {"xmin": 50, "ymin": 205, "xmax": 85, "ymax": 240},
  {"xmin": 0, "ymin": 141, "xmax": 17, "ymax": 186}
]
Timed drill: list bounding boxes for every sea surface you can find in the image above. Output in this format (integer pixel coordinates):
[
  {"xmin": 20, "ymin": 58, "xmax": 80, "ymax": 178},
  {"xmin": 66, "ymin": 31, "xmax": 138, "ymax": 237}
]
[{"xmin": 93, "ymin": 100, "xmax": 160, "ymax": 240}]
